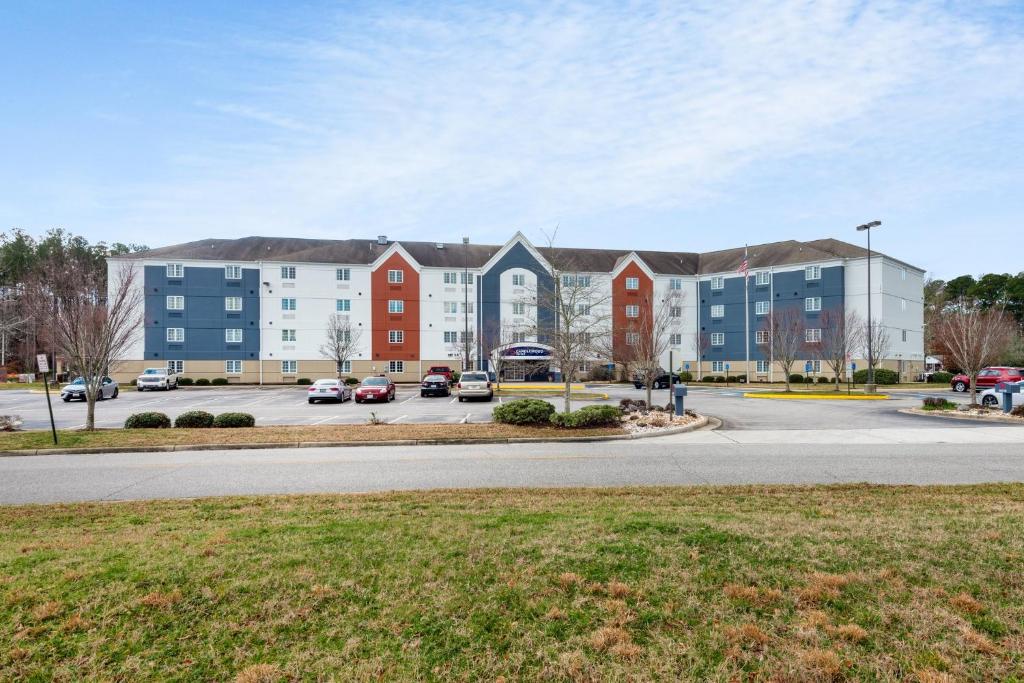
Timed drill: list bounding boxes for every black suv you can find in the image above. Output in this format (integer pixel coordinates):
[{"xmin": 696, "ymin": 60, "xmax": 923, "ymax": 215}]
[{"xmin": 633, "ymin": 372, "xmax": 680, "ymax": 390}]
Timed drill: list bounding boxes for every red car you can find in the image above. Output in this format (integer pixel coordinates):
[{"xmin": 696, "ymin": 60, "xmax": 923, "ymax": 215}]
[
  {"xmin": 424, "ymin": 365, "xmax": 454, "ymax": 384},
  {"xmin": 950, "ymin": 367, "xmax": 1024, "ymax": 392},
  {"xmin": 354, "ymin": 375, "xmax": 395, "ymax": 403}
]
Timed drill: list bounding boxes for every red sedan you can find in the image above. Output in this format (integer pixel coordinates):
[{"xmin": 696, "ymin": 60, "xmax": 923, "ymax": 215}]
[
  {"xmin": 950, "ymin": 367, "xmax": 1023, "ymax": 392},
  {"xmin": 354, "ymin": 375, "xmax": 395, "ymax": 403}
]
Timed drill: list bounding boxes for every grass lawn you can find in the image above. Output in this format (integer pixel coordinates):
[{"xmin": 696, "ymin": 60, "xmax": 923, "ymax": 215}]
[
  {"xmin": 0, "ymin": 382, "xmax": 47, "ymax": 391},
  {"xmin": 2, "ymin": 486, "xmax": 1022, "ymax": 681},
  {"xmin": 0, "ymin": 423, "xmax": 627, "ymax": 451}
]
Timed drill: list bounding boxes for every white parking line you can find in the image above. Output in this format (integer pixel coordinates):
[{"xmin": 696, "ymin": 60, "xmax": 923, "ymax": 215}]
[
  {"xmin": 400, "ymin": 395, "xmax": 417, "ymax": 404},
  {"xmin": 310, "ymin": 415, "xmax": 337, "ymax": 425},
  {"xmin": 459, "ymin": 412, "xmax": 471, "ymax": 424},
  {"xmin": 388, "ymin": 414, "xmax": 407, "ymax": 424},
  {"xmin": 449, "ymin": 396, "xmax": 459, "ymax": 404}
]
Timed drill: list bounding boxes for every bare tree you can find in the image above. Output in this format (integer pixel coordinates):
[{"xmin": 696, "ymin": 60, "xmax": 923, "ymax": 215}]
[
  {"xmin": 760, "ymin": 307, "xmax": 805, "ymax": 392},
  {"xmin": 25, "ymin": 257, "xmax": 142, "ymax": 430},
  {"xmin": 933, "ymin": 298, "xmax": 1016, "ymax": 405},
  {"xmin": 813, "ymin": 309, "xmax": 864, "ymax": 390},
  {"xmin": 0, "ymin": 294, "xmax": 28, "ymax": 368},
  {"xmin": 692, "ymin": 331, "xmax": 710, "ymax": 380},
  {"xmin": 319, "ymin": 313, "xmax": 363, "ymax": 380},
  {"xmin": 612, "ymin": 289, "xmax": 683, "ymax": 407},
  {"xmin": 862, "ymin": 318, "xmax": 892, "ymax": 374},
  {"xmin": 445, "ymin": 331, "xmax": 478, "ymax": 378},
  {"xmin": 479, "ymin": 319, "xmax": 535, "ymax": 391}
]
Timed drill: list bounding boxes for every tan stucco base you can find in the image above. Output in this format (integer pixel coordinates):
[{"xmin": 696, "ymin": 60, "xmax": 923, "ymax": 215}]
[
  {"xmin": 110, "ymin": 358, "xmax": 459, "ymax": 384},
  {"xmin": 690, "ymin": 358, "xmax": 924, "ymax": 381}
]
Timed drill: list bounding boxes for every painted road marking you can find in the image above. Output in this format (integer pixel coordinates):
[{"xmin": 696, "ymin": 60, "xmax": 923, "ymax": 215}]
[
  {"xmin": 388, "ymin": 414, "xmax": 407, "ymax": 424},
  {"xmin": 459, "ymin": 412, "xmax": 471, "ymax": 424}
]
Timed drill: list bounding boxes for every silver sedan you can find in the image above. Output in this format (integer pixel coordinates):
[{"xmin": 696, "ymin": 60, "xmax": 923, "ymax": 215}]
[
  {"xmin": 307, "ymin": 378, "xmax": 354, "ymax": 404},
  {"xmin": 60, "ymin": 376, "xmax": 119, "ymax": 402}
]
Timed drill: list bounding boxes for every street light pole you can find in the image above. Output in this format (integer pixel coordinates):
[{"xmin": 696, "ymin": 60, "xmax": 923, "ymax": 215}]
[
  {"xmin": 856, "ymin": 220, "xmax": 881, "ymax": 391},
  {"xmin": 463, "ymin": 236, "xmax": 470, "ymax": 372}
]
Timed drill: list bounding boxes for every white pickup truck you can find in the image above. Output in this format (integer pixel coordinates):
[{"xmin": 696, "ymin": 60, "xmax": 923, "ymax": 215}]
[{"xmin": 136, "ymin": 367, "xmax": 179, "ymax": 391}]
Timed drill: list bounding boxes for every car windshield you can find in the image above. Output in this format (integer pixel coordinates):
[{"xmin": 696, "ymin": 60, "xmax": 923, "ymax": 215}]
[
  {"xmin": 424, "ymin": 375, "xmax": 445, "ymax": 381},
  {"xmin": 430, "ymin": 367, "xmax": 449, "ymax": 373},
  {"xmin": 362, "ymin": 377, "xmax": 389, "ymax": 386},
  {"xmin": 314, "ymin": 379, "xmax": 338, "ymax": 386},
  {"xmin": 70, "ymin": 378, "xmax": 85, "ymax": 385},
  {"xmin": 462, "ymin": 373, "xmax": 487, "ymax": 381},
  {"xmin": 143, "ymin": 369, "xmax": 165, "ymax": 375}
]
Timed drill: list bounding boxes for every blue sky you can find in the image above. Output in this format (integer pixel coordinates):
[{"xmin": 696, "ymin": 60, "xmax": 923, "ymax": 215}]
[{"xmin": 1, "ymin": 1, "xmax": 1022, "ymax": 278}]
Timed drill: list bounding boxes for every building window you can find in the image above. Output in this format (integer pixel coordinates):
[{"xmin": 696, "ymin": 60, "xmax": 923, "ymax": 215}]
[
  {"xmin": 805, "ymin": 265, "xmax": 821, "ymax": 281},
  {"xmin": 281, "ymin": 329, "xmax": 296, "ymax": 342},
  {"xmin": 512, "ymin": 273, "xmax": 525, "ymax": 286},
  {"xmin": 711, "ymin": 305, "xmax": 724, "ymax": 319},
  {"xmin": 669, "ymin": 278, "xmax": 683, "ymax": 290},
  {"xmin": 461, "ymin": 302, "xmax": 474, "ymax": 314},
  {"xmin": 756, "ymin": 271, "xmax": 770, "ymax": 286},
  {"xmin": 337, "ymin": 360, "xmax": 351, "ymax": 373},
  {"xmin": 281, "ymin": 266, "xmax": 296, "ymax": 280},
  {"xmin": 388, "ymin": 330, "xmax": 404, "ymax": 344},
  {"xmin": 225, "ymin": 296, "xmax": 242, "ymax": 312},
  {"xmin": 578, "ymin": 304, "xmax": 592, "ymax": 315},
  {"xmin": 443, "ymin": 272, "xmax": 457, "ymax": 285},
  {"xmin": 166, "ymin": 328, "xmax": 184, "ymax": 342},
  {"xmin": 711, "ymin": 361, "xmax": 724, "ymax": 372},
  {"xmin": 460, "ymin": 331, "xmax": 474, "ymax": 344},
  {"xmin": 805, "ymin": 297, "xmax": 822, "ymax": 312},
  {"xmin": 166, "ymin": 263, "xmax": 184, "ymax": 278},
  {"xmin": 756, "ymin": 360, "xmax": 770, "ymax": 373},
  {"xmin": 336, "ymin": 268, "xmax": 351, "ymax": 281},
  {"xmin": 512, "ymin": 332, "xmax": 526, "ymax": 343},
  {"xmin": 901, "ymin": 267, "xmax": 907, "ymax": 281},
  {"xmin": 563, "ymin": 274, "xmax": 591, "ymax": 288},
  {"xmin": 388, "ymin": 360, "xmax": 404, "ymax": 374},
  {"xmin": 225, "ymin": 265, "xmax": 242, "ymax": 280},
  {"xmin": 461, "ymin": 272, "xmax": 474, "ymax": 285},
  {"xmin": 166, "ymin": 360, "xmax": 184, "ymax": 373},
  {"xmin": 901, "ymin": 298, "xmax": 907, "ymax": 312},
  {"xmin": 902, "ymin": 329, "xmax": 908, "ymax": 342},
  {"xmin": 225, "ymin": 360, "xmax": 242, "ymax": 374},
  {"xmin": 281, "ymin": 360, "xmax": 297, "ymax": 374},
  {"xmin": 625, "ymin": 305, "xmax": 639, "ymax": 318},
  {"xmin": 336, "ymin": 299, "xmax": 351, "ymax": 312},
  {"xmin": 625, "ymin": 332, "xmax": 639, "ymax": 346},
  {"xmin": 670, "ymin": 333, "xmax": 682, "ymax": 345},
  {"xmin": 388, "ymin": 269, "xmax": 404, "ymax": 284},
  {"xmin": 625, "ymin": 276, "xmax": 639, "ymax": 291},
  {"xmin": 810, "ymin": 360, "xmax": 821, "ymax": 372},
  {"xmin": 805, "ymin": 328, "xmax": 822, "ymax": 343},
  {"xmin": 444, "ymin": 302, "xmax": 458, "ymax": 314},
  {"xmin": 388, "ymin": 300, "xmax": 404, "ymax": 314},
  {"xmin": 282, "ymin": 298, "xmax": 296, "ymax": 311},
  {"xmin": 756, "ymin": 330, "xmax": 769, "ymax": 344},
  {"xmin": 670, "ymin": 306, "xmax": 682, "ymax": 318},
  {"xmin": 710, "ymin": 276, "xmax": 724, "ymax": 290},
  {"xmin": 512, "ymin": 302, "xmax": 525, "ymax": 315},
  {"xmin": 443, "ymin": 331, "xmax": 457, "ymax": 343},
  {"xmin": 711, "ymin": 332, "xmax": 724, "ymax": 346},
  {"xmin": 755, "ymin": 300, "xmax": 770, "ymax": 315},
  {"xmin": 166, "ymin": 295, "xmax": 184, "ymax": 310},
  {"xmin": 225, "ymin": 329, "xmax": 243, "ymax": 343},
  {"xmin": 335, "ymin": 329, "xmax": 352, "ymax": 343}
]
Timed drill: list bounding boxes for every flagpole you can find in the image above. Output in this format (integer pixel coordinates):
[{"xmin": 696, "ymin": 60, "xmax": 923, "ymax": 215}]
[{"xmin": 743, "ymin": 245, "xmax": 750, "ymax": 383}]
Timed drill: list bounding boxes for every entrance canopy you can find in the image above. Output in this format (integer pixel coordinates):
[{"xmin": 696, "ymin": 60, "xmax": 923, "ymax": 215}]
[{"xmin": 495, "ymin": 342, "xmax": 554, "ymax": 361}]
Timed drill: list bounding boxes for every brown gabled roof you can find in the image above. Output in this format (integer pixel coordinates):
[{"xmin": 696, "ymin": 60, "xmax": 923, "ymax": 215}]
[{"xmin": 124, "ymin": 235, "xmax": 913, "ymax": 275}]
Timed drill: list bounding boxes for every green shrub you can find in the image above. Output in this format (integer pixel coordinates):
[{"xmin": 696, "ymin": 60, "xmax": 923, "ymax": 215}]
[
  {"xmin": 177, "ymin": 377, "xmax": 194, "ymax": 386},
  {"xmin": 344, "ymin": 377, "xmax": 360, "ymax": 386},
  {"xmin": 211, "ymin": 377, "xmax": 228, "ymax": 386},
  {"xmin": 804, "ymin": 375, "xmax": 816, "ymax": 383},
  {"xmin": 788, "ymin": 373, "xmax": 804, "ymax": 384},
  {"xmin": 929, "ymin": 371, "xmax": 953, "ymax": 384},
  {"xmin": 297, "ymin": 377, "xmax": 312, "ymax": 385},
  {"xmin": 174, "ymin": 410, "xmax": 215, "ymax": 428},
  {"xmin": 726, "ymin": 375, "xmax": 737, "ymax": 383},
  {"xmin": 678, "ymin": 371, "xmax": 693, "ymax": 382},
  {"xmin": 124, "ymin": 412, "xmax": 171, "ymax": 429},
  {"xmin": 735, "ymin": 374, "xmax": 746, "ymax": 383},
  {"xmin": 550, "ymin": 404, "xmax": 622, "ymax": 428},
  {"xmin": 212, "ymin": 412, "xmax": 255, "ymax": 428},
  {"xmin": 1011, "ymin": 405, "xmax": 1024, "ymax": 418},
  {"xmin": 194, "ymin": 378, "xmax": 211, "ymax": 386},
  {"xmin": 711, "ymin": 375, "xmax": 726, "ymax": 383},
  {"xmin": 451, "ymin": 371, "xmax": 461, "ymax": 384},
  {"xmin": 922, "ymin": 397, "xmax": 956, "ymax": 411},
  {"xmin": 492, "ymin": 398, "xmax": 555, "ymax": 425},
  {"xmin": 129, "ymin": 378, "xmax": 137, "ymax": 386},
  {"xmin": 817, "ymin": 376, "xmax": 832, "ymax": 384},
  {"xmin": 853, "ymin": 368, "xmax": 899, "ymax": 385}
]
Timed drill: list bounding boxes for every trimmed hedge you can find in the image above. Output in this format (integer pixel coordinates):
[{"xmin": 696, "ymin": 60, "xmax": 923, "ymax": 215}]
[
  {"xmin": 344, "ymin": 377, "xmax": 361, "ymax": 386},
  {"xmin": 817, "ymin": 376, "xmax": 832, "ymax": 384},
  {"xmin": 550, "ymin": 405, "xmax": 622, "ymax": 428},
  {"xmin": 853, "ymin": 368, "xmax": 899, "ymax": 385},
  {"xmin": 492, "ymin": 398, "xmax": 555, "ymax": 425},
  {"xmin": 212, "ymin": 412, "xmax": 255, "ymax": 428},
  {"xmin": 194, "ymin": 378, "xmax": 211, "ymax": 386},
  {"xmin": 923, "ymin": 397, "xmax": 955, "ymax": 410},
  {"xmin": 711, "ymin": 375, "xmax": 726, "ymax": 383},
  {"xmin": 1012, "ymin": 405, "xmax": 1024, "ymax": 418},
  {"xmin": 174, "ymin": 410, "xmax": 215, "ymax": 428},
  {"xmin": 788, "ymin": 374, "xmax": 804, "ymax": 384},
  {"xmin": 804, "ymin": 375, "xmax": 816, "ymax": 383},
  {"xmin": 124, "ymin": 412, "xmax": 171, "ymax": 429},
  {"xmin": 211, "ymin": 377, "xmax": 228, "ymax": 386},
  {"xmin": 297, "ymin": 377, "xmax": 312, "ymax": 385},
  {"xmin": 726, "ymin": 375, "xmax": 737, "ymax": 383},
  {"xmin": 129, "ymin": 378, "xmax": 137, "ymax": 386},
  {"xmin": 177, "ymin": 377, "xmax": 194, "ymax": 386},
  {"xmin": 678, "ymin": 371, "xmax": 693, "ymax": 382},
  {"xmin": 929, "ymin": 371, "xmax": 953, "ymax": 384}
]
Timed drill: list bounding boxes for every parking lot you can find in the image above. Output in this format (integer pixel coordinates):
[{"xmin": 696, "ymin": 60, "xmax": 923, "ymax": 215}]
[{"xmin": 0, "ymin": 381, "xmax": 996, "ymax": 432}]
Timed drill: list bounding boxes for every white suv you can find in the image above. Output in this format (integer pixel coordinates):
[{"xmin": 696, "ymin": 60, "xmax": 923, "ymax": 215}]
[{"xmin": 136, "ymin": 367, "xmax": 179, "ymax": 391}]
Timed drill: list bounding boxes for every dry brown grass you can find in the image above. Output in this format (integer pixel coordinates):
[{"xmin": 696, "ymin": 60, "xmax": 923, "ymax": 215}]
[
  {"xmin": 234, "ymin": 663, "xmax": 284, "ymax": 683},
  {"xmin": 558, "ymin": 572, "xmax": 584, "ymax": 589},
  {"xmin": 798, "ymin": 648, "xmax": 843, "ymax": 680},
  {"xmin": 958, "ymin": 626, "xmax": 999, "ymax": 654},
  {"xmin": 30, "ymin": 600, "xmax": 61, "ymax": 621},
  {"xmin": 833, "ymin": 623, "xmax": 868, "ymax": 642},
  {"xmin": 912, "ymin": 669, "xmax": 957, "ymax": 683},
  {"xmin": 589, "ymin": 626, "xmax": 632, "ymax": 651},
  {"xmin": 544, "ymin": 606, "xmax": 567, "ymax": 620},
  {"xmin": 606, "ymin": 581, "xmax": 631, "ymax": 598},
  {"xmin": 138, "ymin": 588, "xmax": 182, "ymax": 609},
  {"xmin": 948, "ymin": 592, "xmax": 983, "ymax": 614},
  {"xmin": 724, "ymin": 583, "xmax": 783, "ymax": 606},
  {"xmin": 725, "ymin": 623, "xmax": 770, "ymax": 648}
]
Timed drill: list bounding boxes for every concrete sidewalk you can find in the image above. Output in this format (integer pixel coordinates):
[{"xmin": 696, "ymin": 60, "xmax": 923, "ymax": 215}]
[{"xmin": 658, "ymin": 425, "xmax": 1023, "ymax": 445}]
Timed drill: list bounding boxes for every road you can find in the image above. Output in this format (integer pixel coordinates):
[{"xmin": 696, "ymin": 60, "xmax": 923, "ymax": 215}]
[{"xmin": 2, "ymin": 426, "xmax": 1023, "ymax": 504}]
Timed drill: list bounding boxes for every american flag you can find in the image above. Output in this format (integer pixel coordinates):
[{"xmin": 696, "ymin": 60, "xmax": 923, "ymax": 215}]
[{"xmin": 738, "ymin": 248, "xmax": 749, "ymax": 276}]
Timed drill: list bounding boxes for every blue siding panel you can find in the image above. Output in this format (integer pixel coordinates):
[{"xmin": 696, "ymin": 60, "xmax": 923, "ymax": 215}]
[{"xmin": 479, "ymin": 242, "xmax": 554, "ymax": 365}]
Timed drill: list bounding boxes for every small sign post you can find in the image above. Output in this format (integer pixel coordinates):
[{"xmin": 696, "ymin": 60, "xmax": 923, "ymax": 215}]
[
  {"xmin": 725, "ymin": 362, "xmax": 730, "ymax": 388},
  {"xmin": 37, "ymin": 354, "xmax": 57, "ymax": 445}
]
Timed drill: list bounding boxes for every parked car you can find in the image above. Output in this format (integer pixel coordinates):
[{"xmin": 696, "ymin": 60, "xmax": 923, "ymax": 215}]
[
  {"xmin": 136, "ymin": 367, "xmax": 179, "ymax": 391},
  {"xmin": 457, "ymin": 371, "xmax": 493, "ymax": 402},
  {"xmin": 950, "ymin": 367, "xmax": 1023, "ymax": 392},
  {"xmin": 420, "ymin": 374, "xmax": 451, "ymax": 397},
  {"xmin": 425, "ymin": 365, "xmax": 454, "ymax": 384},
  {"xmin": 60, "ymin": 376, "xmax": 119, "ymax": 402},
  {"xmin": 354, "ymin": 375, "xmax": 395, "ymax": 403},
  {"xmin": 978, "ymin": 381, "xmax": 1024, "ymax": 408},
  {"xmin": 633, "ymin": 371, "xmax": 680, "ymax": 390},
  {"xmin": 307, "ymin": 378, "xmax": 353, "ymax": 404}
]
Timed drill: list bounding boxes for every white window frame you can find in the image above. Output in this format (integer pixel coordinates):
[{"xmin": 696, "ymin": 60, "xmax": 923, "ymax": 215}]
[
  {"xmin": 388, "ymin": 360, "xmax": 404, "ymax": 374},
  {"xmin": 902, "ymin": 329, "xmax": 908, "ymax": 342},
  {"xmin": 388, "ymin": 330, "xmax": 404, "ymax": 344},
  {"xmin": 512, "ymin": 332, "xmax": 526, "ymax": 343},
  {"xmin": 337, "ymin": 360, "xmax": 352, "ymax": 373},
  {"xmin": 805, "ymin": 297, "xmax": 822, "ymax": 312},
  {"xmin": 444, "ymin": 302, "xmax": 458, "ymax": 314},
  {"xmin": 225, "ymin": 360, "xmax": 243, "ymax": 374},
  {"xmin": 901, "ymin": 267, "xmax": 907, "ymax": 281},
  {"xmin": 388, "ymin": 299, "xmax": 404, "ymax": 314},
  {"xmin": 336, "ymin": 299, "xmax": 351, "ymax": 312},
  {"xmin": 669, "ymin": 278, "xmax": 683, "ymax": 290},
  {"xmin": 461, "ymin": 272, "xmax": 474, "ymax": 285},
  {"xmin": 625, "ymin": 332, "xmax": 639, "ymax": 346},
  {"xmin": 281, "ymin": 329, "xmax": 296, "ymax": 342},
  {"xmin": 512, "ymin": 302, "xmax": 525, "ymax": 315},
  {"xmin": 225, "ymin": 296, "xmax": 242, "ymax": 312},
  {"xmin": 710, "ymin": 332, "xmax": 724, "ymax": 346},
  {"xmin": 669, "ymin": 305, "xmax": 682, "ymax": 318},
  {"xmin": 336, "ymin": 268, "xmax": 351, "ymax": 281},
  {"xmin": 388, "ymin": 269, "xmax": 404, "ymax": 284},
  {"xmin": 166, "ymin": 295, "xmax": 184, "ymax": 311},
  {"xmin": 711, "ymin": 304, "xmax": 724, "ymax": 319},
  {"xmin": 805, "ymin": 265, "xmax": 821, "ymax": 281},
  {"xmin": 281, "ymin": 360, "xmax": 297, "ymax": 374},
  {"xmin": 166, "ymin": 328, "xmax": 185, "ymax": 343},
  {"xmin": 669, "ymin": 333, "xmax": 682, "ymax": 345},
  {"xmin": 443, "ymin": 271, "xmax": 457, "ymax": 285},
  {"xmin": 166, "ymin": 360, "xmax": 184, "ymax": 374},
  {"xmin": 711, "ymin": 361, "xmax": 724, "ymax": 373},
  {"xmin": 805, "ymin": 328, "xmax": 822, "ymax": 343},
  {"xmin": 461, "ymin": 302, "xmax": 474, "ymax": 314},
  {"xmin": 512, "ymin": 273, "xmax": 525, "ymax": 287},
  {"xmin": 755, "ymin": 300, "xmax": 770, "ymax": 315},
  {"xmin": 710, "ymin": 276, "xmax": 724, "ymax": 290},
  {"xmin": 225, "ymin": 328, "xmax": 243, "ymax": 343},
  {"xmin": 901, "ymin": 298, "xmax": 907, "ymax": 312},
  {"xmin": 625, "ymin": 304, "xmax": 639, "ymax": 318},
  {"xmin": 755, "ymin": 330, "xmax": 769, "ymax": 344},
  {"xmin": 755, "ymin": 271, "xmax": 770, "ymax": 286},
  {"xmin": 625, "ymin": 276, "xmax": 639, "ymax": 291},
  {"xmin": 443, "ymin": 331, "xmax": 458, "ymax": 344},
  {"xmin": 578, "ymin": 304, "xmax": 592, "ymax": 315},
  {"xmin": 756, "ymin": 360, "xmax": 770, "ymax": 373},
  {"xmin": 281, "ymin": 298, "xmax": 296, "ymax": 311},
  {"xmin": 166, "ymin": 263, "xmax": 183, "ymax": 278},
  {"xmin": 225, "ymin": 265, "xmax": 242, "ymax": 280},
  {"xmin": 281, "ymin": 266, "xmax": 296, "ymax": 280}
]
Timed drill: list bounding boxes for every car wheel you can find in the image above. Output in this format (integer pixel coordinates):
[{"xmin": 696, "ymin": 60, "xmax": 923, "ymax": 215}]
[
  {"xmin": 137, "ymin": 386, "xmax": 143, "ymax": 391},
  {"xmin": 308, "ymin": 399, "xmax": 316, "ymax": 404},
  {"xmin": 486, "ymin": 393, "xmax": 493, "ymax": 402},
  {"xmin": 458, "ymin": 396, "xmax": 464, "ymax": 402},
  {"xmin": 112, "ymin": 388, "xmax": 119, "ymax": 398},
  {"xmin": 954, "ymin": 381, "xmax": 967, "ymax": 392},
  {"xmin": 62, "ymin": 396, "xmax": 70, "ymax": 402},
  {"xmin": 982, "ymin": 395, "xmax": 998, "ymax": 407}
]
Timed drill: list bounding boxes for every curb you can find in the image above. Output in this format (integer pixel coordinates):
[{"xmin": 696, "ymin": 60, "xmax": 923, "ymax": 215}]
[
  {"xmin": 744, "ymin": 393, "xmax": 888, "ymax": 400},
  {"xmin": 898, "ymin": 408, "xmax": 1024, "ymax": 424},
  {"xmin": 0, "ymin": 416, "xmax": 708, "ymax": 457}
]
